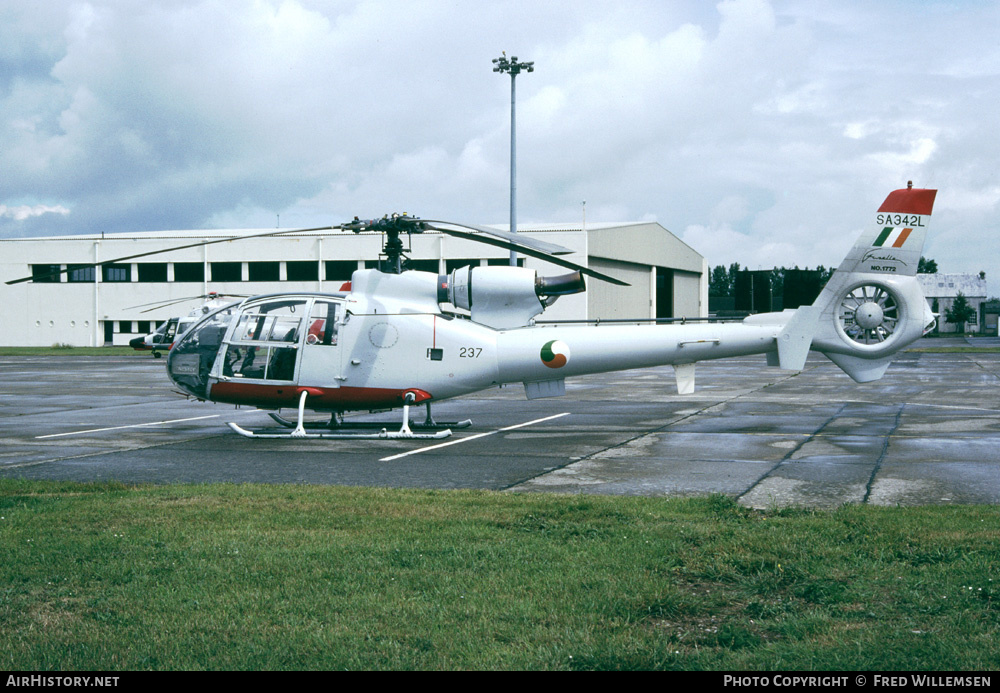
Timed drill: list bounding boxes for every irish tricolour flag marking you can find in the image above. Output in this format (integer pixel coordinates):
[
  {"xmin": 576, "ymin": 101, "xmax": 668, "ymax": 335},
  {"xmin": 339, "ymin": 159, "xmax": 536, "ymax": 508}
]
[{"xmin": 873, "ymin": 227, "xmax": 913, "ymax": 248}]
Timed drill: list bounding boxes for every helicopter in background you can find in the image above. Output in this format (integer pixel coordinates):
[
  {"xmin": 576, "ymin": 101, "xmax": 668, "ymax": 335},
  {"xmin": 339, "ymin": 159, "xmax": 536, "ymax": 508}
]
[{"xmin": 128, "ymin": 292, "xmax": 245, "ymax": 358}]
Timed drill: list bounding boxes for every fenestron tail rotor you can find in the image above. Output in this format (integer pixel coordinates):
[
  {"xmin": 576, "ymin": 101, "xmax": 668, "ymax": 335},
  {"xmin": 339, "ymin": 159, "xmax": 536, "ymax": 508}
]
[{"xmin": 838, "ymin": 284, "xmax": 901, "ymax": 345}]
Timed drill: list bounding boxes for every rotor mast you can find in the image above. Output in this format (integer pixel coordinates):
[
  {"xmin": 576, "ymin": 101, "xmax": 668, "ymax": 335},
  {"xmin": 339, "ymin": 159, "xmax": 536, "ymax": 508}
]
[{"xmin": 345, "ymin": 214, "xmax": 427, "ymax": 275}]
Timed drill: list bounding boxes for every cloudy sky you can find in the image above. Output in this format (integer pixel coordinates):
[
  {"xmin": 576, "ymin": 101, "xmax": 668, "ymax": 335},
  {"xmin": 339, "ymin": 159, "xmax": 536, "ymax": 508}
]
[{"xmin": 2, "ymin": 0, "xmax": 998, "ymax": 294}]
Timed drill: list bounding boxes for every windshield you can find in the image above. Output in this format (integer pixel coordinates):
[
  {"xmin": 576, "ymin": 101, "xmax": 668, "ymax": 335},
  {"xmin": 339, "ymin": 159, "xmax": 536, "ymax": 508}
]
[{"xmin": 166, "ymin": 302, "xmax": 238, "ymax": 399}]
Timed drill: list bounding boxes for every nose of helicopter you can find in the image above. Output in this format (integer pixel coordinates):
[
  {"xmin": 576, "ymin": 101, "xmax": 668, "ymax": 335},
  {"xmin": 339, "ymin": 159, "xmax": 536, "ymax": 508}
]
[{"xmin": 166, "ymin": 302, "xmax": 238, "ymax": 400}]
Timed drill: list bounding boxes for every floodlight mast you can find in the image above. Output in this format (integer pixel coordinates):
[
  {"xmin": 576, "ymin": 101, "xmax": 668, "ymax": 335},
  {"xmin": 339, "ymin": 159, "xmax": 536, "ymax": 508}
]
[{"xmin": 493, "ymin": 53, "xmax": 534, "ymax": 266}]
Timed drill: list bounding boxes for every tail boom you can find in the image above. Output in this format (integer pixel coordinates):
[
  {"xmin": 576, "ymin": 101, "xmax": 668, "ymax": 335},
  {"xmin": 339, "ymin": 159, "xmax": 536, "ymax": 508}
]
[{"xmin": 496, "ymin": 184, "xmax": 938, "ymax": 395}]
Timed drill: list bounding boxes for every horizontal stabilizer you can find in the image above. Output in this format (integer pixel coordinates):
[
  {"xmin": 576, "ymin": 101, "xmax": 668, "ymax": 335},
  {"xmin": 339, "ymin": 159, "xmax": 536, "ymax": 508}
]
[
  {"xmin": 824, "ymin": 352, "xmax": 892, "ymax": 383},
  {"xmin": 524, "ymin": 379, "xmax": 566, "ymax": 400}
]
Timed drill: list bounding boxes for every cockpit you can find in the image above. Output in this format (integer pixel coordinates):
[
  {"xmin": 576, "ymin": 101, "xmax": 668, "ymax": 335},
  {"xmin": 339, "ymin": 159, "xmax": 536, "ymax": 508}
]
[{"xmin": 166, "ymin": 294, "xmax": 342, "ymax": 401}]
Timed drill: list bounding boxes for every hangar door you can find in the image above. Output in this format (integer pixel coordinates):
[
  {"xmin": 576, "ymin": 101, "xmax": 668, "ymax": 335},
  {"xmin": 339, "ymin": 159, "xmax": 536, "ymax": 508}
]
[
  {"xmin": 587, "ymin": 258, "xmax": 653, "ymax": 320},
  {"xmin": 655, "ymin": 268, "xmax": 673, "ymax": 320}
]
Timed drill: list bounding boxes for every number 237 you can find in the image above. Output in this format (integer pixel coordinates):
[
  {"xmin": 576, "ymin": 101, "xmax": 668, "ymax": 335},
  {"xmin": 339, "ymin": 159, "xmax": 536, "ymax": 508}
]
[{"xmin": 459, "ymin": 347, "xmax": 483, "ymax": 358}]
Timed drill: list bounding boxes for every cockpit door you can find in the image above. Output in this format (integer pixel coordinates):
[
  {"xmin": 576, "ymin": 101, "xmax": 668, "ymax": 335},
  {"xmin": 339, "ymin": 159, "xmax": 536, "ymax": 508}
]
[
  {"xmin": 297, "ymin": 299, "xmax": 344, "ymax": 387},
  {"xmin": 215, "ymin": 298, "xmax": 306, "ymax": 383}
]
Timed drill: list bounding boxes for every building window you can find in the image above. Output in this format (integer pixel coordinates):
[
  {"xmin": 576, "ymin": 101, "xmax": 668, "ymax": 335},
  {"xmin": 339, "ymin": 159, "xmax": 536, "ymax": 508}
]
[
  {"xmin": 137, "ymin": 263, "xmax": 168, "ymax": 282},
  {"xmin": 103, "ymin": 264, "xmax": 131, "ymax": 282},
  {"xmin": 137, "ymin": 321, "xmax": 151, "ymax": 334},
  {"xmin": 445, "ymin": 259, "xmax": 482, "ymax": 274},
  {"xmin": 325, "ymin": 261, "xmax": 358, "ymax": 282},
  {"xmin": 31, "ymin": 264, "xmax": 62, "ymax": 283},
  {"xmin": 211, "ymin": 262, "xmax": 242, "ymax": 282},
  {"xmin": 119, "ymin": 321, "xmax": 133, "ymax": 334},
  {"xmin": 174, "ymin": 262, "xmax": 205, "ymax": 282},
  {"xmin": 286, "ymin": 261, "xmax": 319, "ymax": 282},
  {"xmin": 248, "ymin": 261, "xmax": 280, "ymax": 282},
  {"xmin": 67, "ymin": 265, "xmax": 96, "ymax": 282},
  {"xmin": 403, "ymin": 259, "xmax": 440, "ymax": 273}
]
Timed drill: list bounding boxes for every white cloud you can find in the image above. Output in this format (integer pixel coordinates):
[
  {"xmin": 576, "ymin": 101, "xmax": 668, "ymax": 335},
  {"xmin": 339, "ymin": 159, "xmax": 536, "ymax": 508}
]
[{"xmin": 0, "ymin": 203, "xmax": 70, "ymax": 221}]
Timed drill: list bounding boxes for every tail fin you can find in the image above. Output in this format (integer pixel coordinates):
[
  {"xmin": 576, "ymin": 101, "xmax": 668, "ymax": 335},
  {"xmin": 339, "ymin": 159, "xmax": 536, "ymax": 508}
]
[
  {"xmin": 799, "ymin": 184, "xmax": 938, "ymax": 382},
  {"xmin": 830, "ymin": 184, "xmax": 937, "ymax": 279}
]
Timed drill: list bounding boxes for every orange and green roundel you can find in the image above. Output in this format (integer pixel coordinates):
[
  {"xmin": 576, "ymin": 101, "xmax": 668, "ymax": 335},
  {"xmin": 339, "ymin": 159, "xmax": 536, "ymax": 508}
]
[{"xmin": 540, "ymin": 340, "xmax": 570, "ymax": 368}]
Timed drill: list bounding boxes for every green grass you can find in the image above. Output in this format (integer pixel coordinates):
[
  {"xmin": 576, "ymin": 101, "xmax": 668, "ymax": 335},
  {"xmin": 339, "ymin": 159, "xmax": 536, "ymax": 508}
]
[{"xmin": 1, "ymin": 481, "xmax": 997, "ymax": 670}]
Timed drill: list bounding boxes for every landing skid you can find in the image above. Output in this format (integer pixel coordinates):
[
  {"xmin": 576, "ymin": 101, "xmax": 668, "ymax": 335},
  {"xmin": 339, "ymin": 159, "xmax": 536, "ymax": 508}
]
[
  {"xmin": 226, "ymin": 393, "xmax": 460, "ymax": 440},
  {"xmin": 226, "ymin": 422, "xmax": 451, "ymax": 440},
  {"xmin": 266, "ymin": 401, "xmax": 472, "ymax": 432}
]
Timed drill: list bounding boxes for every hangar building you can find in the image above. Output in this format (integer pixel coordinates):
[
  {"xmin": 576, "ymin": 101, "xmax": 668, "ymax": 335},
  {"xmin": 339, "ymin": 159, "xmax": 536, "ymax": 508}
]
[
  {"xmin": 0, "ymin": 222, "xmax": 706, "ymax": 347},
  {"xmin": 917, "ymin": 272, "xmax": 989, "ymax": 334}
]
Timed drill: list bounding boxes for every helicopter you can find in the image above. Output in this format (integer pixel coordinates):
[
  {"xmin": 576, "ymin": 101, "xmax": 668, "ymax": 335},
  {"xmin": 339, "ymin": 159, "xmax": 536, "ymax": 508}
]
[
  {"xmin": 7, "ymin": 183, "xmax": 937, "ymax": 440},
  {"xmin": 128, "ymin": 292, "xmax": 247, "ymax": 357},
  {"xmin": 160, "ymin": 183, "xmax": 936, "ymax": 439}
]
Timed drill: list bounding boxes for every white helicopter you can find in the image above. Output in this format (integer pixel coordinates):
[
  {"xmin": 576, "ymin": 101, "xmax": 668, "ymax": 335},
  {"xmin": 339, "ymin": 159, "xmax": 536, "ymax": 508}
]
[
  {"xmin": 128, "ymin": 292, "xmax": 246, "ymax": 358},
  {"xmin": 149, "ymin": 182, "xmax": 937, "ymax": 440}
]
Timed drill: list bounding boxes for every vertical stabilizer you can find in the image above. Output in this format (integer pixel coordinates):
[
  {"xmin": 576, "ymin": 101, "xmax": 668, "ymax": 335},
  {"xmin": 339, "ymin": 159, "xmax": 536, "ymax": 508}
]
[
  {"xmin": 776, "ymin": 305, "xmax": 820, "ymax": 371},
  {"xmin": 808, "ymin": 183, "xmax": 938, "ymax": 382},
  {"xmin": 830, "ymin": 184, "xmax": 937, "ymax": 279}
]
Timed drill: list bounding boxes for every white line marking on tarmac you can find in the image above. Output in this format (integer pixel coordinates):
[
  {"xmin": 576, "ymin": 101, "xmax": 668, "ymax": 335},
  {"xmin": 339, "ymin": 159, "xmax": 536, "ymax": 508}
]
[
  {"xmin": 379, "ymin": 412, "xmax": 571, "ymax": 462},
  {"xmin": 35, "ymin": 415, "xmax": 221, "ymax": 439}
]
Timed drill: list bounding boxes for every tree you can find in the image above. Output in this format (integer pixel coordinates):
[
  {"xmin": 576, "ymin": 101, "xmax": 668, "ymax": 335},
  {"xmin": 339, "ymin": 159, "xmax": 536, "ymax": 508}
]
[
  {"xmin": 709, "ymin": 264, "xmax": 731, "ymax": 297},
  {"xmin": 708, "ymin": 262, "xmax": 833, "ymax": 301},
  {"xmin": 945, "ymin": 292, "xmax": 977, "ymax": 334},
  {"xmin": 709, "ymin": 262, "xmax": 740, "ymax": 297},
  {"xmin": 918, "ymin": 256, "xmax": 938, "ymax": 274}
]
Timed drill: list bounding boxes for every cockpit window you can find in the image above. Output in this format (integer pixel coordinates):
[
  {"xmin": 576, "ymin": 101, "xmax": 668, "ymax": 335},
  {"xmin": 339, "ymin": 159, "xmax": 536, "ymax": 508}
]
[
  {"xmin": 233, "ymin": 300, "xmax": 306, "ymax": 343},
  {"xmin": 166, "ymin": 296, "xmax": 338, "ymax": 397},
  {"xmin": 166, "ymin": 302, "xmax": 239, "ymax": 399},
  {"xmin": 307, "ymin": 300, "xmax": 340, "ymax": 345},
  {"xmin": 217, "ymin": 299, "xmax": 307, "ymax": 382},
  {"xmin": 222, "ymin": 344, "xmax": 297, "ymax": 381}
]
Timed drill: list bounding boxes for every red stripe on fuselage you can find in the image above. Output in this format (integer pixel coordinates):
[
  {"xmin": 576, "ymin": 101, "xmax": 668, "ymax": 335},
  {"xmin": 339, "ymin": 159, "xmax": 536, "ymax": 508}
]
[
  {"xmin": 877, "ymin": 188, "xmax": 937, "ymax": 215},
  {"xmin": 208, "ymin": 381, "xmax": 431, "ymax": 411}
]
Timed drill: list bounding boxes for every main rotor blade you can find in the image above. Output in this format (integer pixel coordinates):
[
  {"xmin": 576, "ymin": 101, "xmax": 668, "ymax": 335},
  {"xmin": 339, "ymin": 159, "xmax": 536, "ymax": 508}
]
[
  {"xmin": 419, "ymin": 220, "xmax": 575, "ymax": 256},
  {"xmin": 137, "ymin": 298, "xmax": 208, "ymax": 314},
  {"xmin": 6, "ymin": 216, "xmax": 630, "ymax": 287},
  {"xmin": 432, "ymin": 226, "xmax": 629, "ymax": 286},
  {"xmin": 5, "ymin": 225, "xmax": 342, "ymax": 285},
  {"xmin": 125, "ymin": 292, "xmax": 250, "ymax": 312}
]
